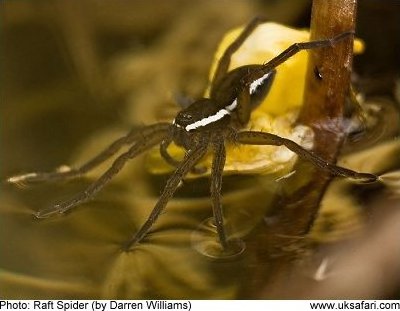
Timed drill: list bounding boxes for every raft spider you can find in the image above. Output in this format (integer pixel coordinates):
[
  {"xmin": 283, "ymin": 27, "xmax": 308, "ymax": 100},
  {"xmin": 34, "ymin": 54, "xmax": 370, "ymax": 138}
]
[{"xmin": 8, "ymin": 18, "xmax": 378, "ymax": 251}]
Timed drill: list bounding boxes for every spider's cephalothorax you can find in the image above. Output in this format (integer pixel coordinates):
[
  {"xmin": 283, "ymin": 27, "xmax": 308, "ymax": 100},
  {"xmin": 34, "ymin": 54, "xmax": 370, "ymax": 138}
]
[
  {"xmin": 170, "ymin": 62, "xmax": 277, "ymax": 155},
  {"xmin": 8, "ymin": 18, "xmax": 378, "ymax": 252},
  {"xmin": 172, "ymin": 66, "xmax": 275, "ymax": 146}
]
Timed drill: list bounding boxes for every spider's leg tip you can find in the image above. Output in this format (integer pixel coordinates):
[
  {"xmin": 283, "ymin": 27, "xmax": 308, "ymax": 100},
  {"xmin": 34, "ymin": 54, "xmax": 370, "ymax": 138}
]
[
  {"xmin": 7, "ymin": 173, "xmax": 38, "ymax": 184},
  {"xmin": 119, "ymin": 245, "xmax": 132, "ymax": 253},
  {"xmin": 34, "ymin": 211, "xmax": 49, "ymax": 219},
  {"xmin": 34, "ymin": 204, "xmax": 64, "ymax": 219},
  {"xmin": 34, "ymin": 210, "xmax": 54, "ymax": 219},
  {"xmin": 120, "ymin": 240, "xmax": 138, "ymax": 253},
  {"xmin": 362, "ymin": 173, "xmax": 380, "ymax": 183}
]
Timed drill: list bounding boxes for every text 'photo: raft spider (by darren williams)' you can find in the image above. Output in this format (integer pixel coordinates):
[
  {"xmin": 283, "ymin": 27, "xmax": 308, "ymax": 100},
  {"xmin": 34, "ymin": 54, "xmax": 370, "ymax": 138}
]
[{"xmin": 8, "ymin": 17, "xmax": 379, "ymax": 253}]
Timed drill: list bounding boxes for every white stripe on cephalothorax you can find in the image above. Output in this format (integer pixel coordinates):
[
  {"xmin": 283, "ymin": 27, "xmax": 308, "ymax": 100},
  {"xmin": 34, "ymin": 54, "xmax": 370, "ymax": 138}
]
[
  {"xmin": 225, "ymin": 99, "xmax": 237, "ymax": 112},
  {"xmin": 174, "ymin": 97, "xmax": 238, "ymax": 132},
  {"xmin": 249, "ymin": 72, "xmax": 271, "ymax": 95},
  {"xmin": 184, "ymin": 98, "xmax": 238, "ymax": 131},
  {"xmin": 185, "ymin": 108, "xmax": 231, "ymax": 131}
]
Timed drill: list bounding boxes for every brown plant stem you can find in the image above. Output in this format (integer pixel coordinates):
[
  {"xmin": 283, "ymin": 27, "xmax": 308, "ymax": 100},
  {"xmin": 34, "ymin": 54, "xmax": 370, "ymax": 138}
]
[
  {"xmin": 283, "ymin": 0, "xmax": 358, "ymax": 241},
  {"xmin": 240, "ymin": 0, "xmax": 357, "ymax": 298}
]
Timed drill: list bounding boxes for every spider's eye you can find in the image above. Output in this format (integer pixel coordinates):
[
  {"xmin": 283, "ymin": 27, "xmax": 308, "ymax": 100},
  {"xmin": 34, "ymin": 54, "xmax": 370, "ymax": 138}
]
[
  {"xmin": 175, "ymin": 111, "xmax": 195, "ymax": 127},
  {"xmin": 179, "ymin": 113, "xmax": 194, "ymax": 123}
]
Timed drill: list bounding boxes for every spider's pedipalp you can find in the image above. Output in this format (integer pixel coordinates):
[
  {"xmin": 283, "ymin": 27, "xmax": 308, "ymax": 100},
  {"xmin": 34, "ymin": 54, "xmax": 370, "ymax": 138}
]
[
  {"xmin": 123, "ymin": 143, "xmax": 209, "ymax": 251},
  {"xmin": 35, "ymin": 124, "xmax": 171, "ymax": 218}
]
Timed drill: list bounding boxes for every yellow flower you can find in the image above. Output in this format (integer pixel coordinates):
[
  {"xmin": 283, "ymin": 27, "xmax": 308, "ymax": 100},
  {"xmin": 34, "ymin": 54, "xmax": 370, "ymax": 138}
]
[{"xmin": 146, "ymin": 22, "xmax": 364, "ymax": 177}]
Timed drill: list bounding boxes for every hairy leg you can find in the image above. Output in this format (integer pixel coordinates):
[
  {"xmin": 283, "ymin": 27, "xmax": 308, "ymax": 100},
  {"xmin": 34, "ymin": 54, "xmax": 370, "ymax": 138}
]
[
  {"xmin": 7, "ymin": 123, "xmax": 171, "ymax": 185},
  {"xmin": 234, "ymin": 30, "xmax": 352, "ymax": 126},
  {"xmin": 210, "ymin": 139, "xmax": 228, "ymax": 249},
  {"xmin": 123, "ymin": 143, "xmax": 208, "ymax": 250},
  {"xmin": 160, "ymin": 138, "xmax": 207, "ymax": 175},
  {"xmin": 210, "ymin": 16, "xmax": 267, "ymax": 90},
  {"xmin": 240, "ymin": 31, "xmax": 354, "ymax": 87},
  {"xmin": 36, "ymin": 126, "xmax": 169, "ymax": 218},
  {"xmin": 236, "ymin": 131, "xmax": 378, "ymax": 182}
]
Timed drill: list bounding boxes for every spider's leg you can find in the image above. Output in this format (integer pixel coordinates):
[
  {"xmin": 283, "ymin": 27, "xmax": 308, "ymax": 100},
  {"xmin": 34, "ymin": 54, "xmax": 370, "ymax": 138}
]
[
  {"xmin": 160, "ymin": 138, "xmax": 207, "ymax": 175},
  {"xmin": 36, "ymin": 125, "xmax": 170, "ymax": 218},
  {"xmin": 7, "ymin": 131, "xmax": 136, "ymax": 185},
  {"xmin": 160, "ymin": 138, "xmax": 181, "ymax": 167},
  {"xmin": 236, "ymin": 131, "xmax": 378, "ymax": 182},
  {"xmin": 7, "ymin": 123, "xmax": 170, "ymax": 185},
  {"xmin": 235, "ymin": 31, "xmax": 352, "ymax": 125},
  {"xmin": 210, "ymin": 139, "xmax": 228, "ymax": 250},
  {"xmin": 123, "ymin": 143, "xmax": 208, "ymax": 251},
  {"xmin": 241, "ymin": 31, "xmax": 354, "ymax": 86},
  {"xmin": 210, "ymin": 16, "xmax": 267, "ymax": 90}
]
